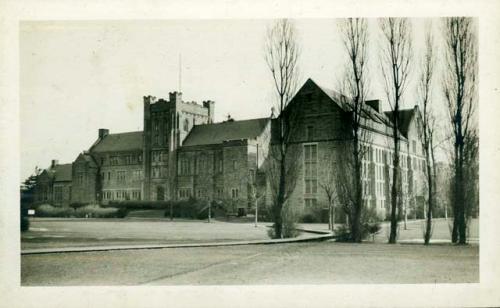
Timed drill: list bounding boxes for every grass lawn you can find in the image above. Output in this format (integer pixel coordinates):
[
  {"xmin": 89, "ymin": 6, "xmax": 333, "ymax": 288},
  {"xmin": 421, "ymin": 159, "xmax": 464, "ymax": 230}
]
[
  {"xmin": 22, "ymin": 217, "xmax": 272, "ymax": 250},
  {"xmin": 300, "ymin": 218, "xmax": 479, "ymax": 244},
  {"xmin": 21, "ymin": 241, "xmax": 478, "ymax": 285}
]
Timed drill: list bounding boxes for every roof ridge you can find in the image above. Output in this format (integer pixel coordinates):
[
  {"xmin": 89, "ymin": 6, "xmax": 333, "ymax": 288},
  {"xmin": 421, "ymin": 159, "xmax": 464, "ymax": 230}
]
[
  {"xmin": 105, "ymin": 130, "xmax": 143, "ymax": 136},
  {"xmin": 194, "ymin": 117, "xmax": 269, "ymax": 127}
]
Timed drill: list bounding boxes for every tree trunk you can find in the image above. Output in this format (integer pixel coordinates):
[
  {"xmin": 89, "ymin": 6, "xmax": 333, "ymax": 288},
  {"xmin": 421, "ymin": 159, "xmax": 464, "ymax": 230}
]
[
  {"xmin": 274, "ymin": 156, "xmax": 286, "ymax": 239},
  {"xmin": 350, "ymin": 136, "xmax": 363, "ymax": 243},
  {"xmin": 389, "ymin": 137, "xmax": 400, "ymax": 244},
  {"xmin": 404, "ymin": 205, "xmax": 407, "ymax": 230},
  {"xmin": 328, "ymin": 200, "xmax": 333, "ymax": 231},
  {"xmin": 331, "ymin": 201, "xmax": 336, "ymax": 231},
  {"xmin": 424, "ymin": 162, "xmax": 433, "ymax": 245},
  {"xmin": 458, "ymin": 142, "xmax": 467, "ymax": 244}
]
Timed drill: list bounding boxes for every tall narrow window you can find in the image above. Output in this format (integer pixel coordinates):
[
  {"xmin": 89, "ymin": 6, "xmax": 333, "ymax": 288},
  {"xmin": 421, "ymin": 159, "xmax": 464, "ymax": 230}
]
[
  {"xmin": 232, "ymin": 188, "xmax": 239, "ymax": 199},
  {"xmin": 304, "ymin": 144, "xmax": 318, "ymax": 195},
  {"xmin": 306, "ymin": 125, "xmax": 314, "ymax": 141}
]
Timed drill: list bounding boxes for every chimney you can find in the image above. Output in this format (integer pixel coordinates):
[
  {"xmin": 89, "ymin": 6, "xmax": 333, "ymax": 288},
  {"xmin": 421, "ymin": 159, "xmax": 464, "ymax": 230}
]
[
  {"xmin": 203, "ymin": 100, "xmax": 215, "ymax": 123},
  {"xmin": 366, "ymin": 99, "xmax": 380, "ymax": 112},
  {"xmin": 98, "ymin": 128, "xmax": 109, "ymax": 139},
  {"xmin": 169, "ymin": 92, "xmax": 182, "ymax": 105},
  {"xmin": 51, "ymin": 159, "xmax": 58, "ymax": 168}
]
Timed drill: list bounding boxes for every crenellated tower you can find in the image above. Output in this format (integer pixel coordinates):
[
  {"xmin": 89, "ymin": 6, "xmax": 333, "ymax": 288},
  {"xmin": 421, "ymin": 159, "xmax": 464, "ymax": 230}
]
[{"xmin": 142, "ymin": 92, "xmax": 214, "ymax": 201}]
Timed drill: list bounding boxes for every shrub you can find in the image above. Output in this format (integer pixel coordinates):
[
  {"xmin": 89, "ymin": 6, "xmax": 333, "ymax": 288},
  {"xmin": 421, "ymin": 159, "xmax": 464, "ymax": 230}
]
[
  {"xmin": 334, "ymin": 206, "xmax": 382, "ymax": 242},
  {"xmin": 34, "ymin": 203, "xmax": 129, "ymax": 218},
  {"xmin": 116, "ymin": 208, "xmax": 130, "ymax": 218},
  {"xmin": 75, "ymin": 204, "xmax": 117, "ymax": 218},
  {"xmin": 74, "ymin": 204, "xmax": 132, "ymax": 218},
  {"xmin": 267, "ymin": 205, "xmax": 300, "ymax": 239},
  {"xmin": 105, "ymin": 200, "xmax": 169, "ymax": 210},
  {"xmin": 21, "ymin": 216, "xmax": 30, "ymax": 232},
  {"xmin": 299, "ymin": 207, "xmax": 329, "ymax": 223},
  {"xmin": 300, "ymin": 213, "xmax": 318, "ymax": 223},
  {"xmin": 35, "ymin": 204, "xmax": 73, "ymax": 217},
  {"xmin": 334, "ymin": 224, "xmax": 352, "ymax": 242},
  {"xmin": 69, "ymin": 202, "xmax": 88, "ymax": 210}
]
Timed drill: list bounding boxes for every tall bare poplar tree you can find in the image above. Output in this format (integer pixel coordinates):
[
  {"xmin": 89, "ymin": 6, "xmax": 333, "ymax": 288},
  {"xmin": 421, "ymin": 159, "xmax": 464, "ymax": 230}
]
[
  {"xmin": 379, "ymin": 18, "xmax": 413, "ymax": 244},
  {"xmin": 442, "ymin": 17, "xmax": 477, "ymax": 244},
  {"xmin": 419, "ymin": 26, "xmax": 437, "ymax": 245},
  {"xmin": 264, "ymin": 19, "xmax": 301, "ymax": 238},
  {"xmin": 336, "ymin": 18, "xmax": 371, "ymax": 242}
]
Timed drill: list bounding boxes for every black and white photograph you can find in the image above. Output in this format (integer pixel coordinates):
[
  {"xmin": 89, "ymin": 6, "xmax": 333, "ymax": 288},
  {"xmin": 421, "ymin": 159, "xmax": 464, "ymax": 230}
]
[{"xmin": 1, "ymin": 1, "xmax": 500, "ymax": 307}]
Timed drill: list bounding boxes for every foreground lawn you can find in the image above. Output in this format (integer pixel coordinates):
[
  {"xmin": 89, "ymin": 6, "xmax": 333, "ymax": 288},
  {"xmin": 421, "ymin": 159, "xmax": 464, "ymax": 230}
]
[
  {"xmin": 300, "ymin": 218, "xmax": 479, "ymax": 244},
  {"xmin": 21, "ymin": 241, "xmax": 479, "ymax": 285},
  {"xmin": 22, "ymin": 218, "xmax": 272, "ymax": 250}
]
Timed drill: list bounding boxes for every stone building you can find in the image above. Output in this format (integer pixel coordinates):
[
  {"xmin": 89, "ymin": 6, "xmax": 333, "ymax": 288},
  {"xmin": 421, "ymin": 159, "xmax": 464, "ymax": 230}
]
[
  {"xmin": 32, "ymin": 78, "xmax": 426, "ymax": 219},
  {"xmin": 34, "ymin": 160, "xmax": 72, "ymax": 207},
  {"xmin": 178, "ymin": 117, "xmax": 270, "ymax": 212},
  {"xmin": 89, "ymin": 129, "xmax": 144, "ymax": 204},
  {"xmin": 269, "ymin": 78, "xmax": 427, "ymax": 219}
]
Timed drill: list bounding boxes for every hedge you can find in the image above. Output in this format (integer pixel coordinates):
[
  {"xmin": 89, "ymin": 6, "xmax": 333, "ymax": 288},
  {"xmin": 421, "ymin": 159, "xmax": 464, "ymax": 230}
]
[
  {"xmin": 108, "ymin": 198, "xmax": 226, "ymax": 220},
  {"xmin": 34, "ymin": 204, "xmax": 128, "ymax": 218}
]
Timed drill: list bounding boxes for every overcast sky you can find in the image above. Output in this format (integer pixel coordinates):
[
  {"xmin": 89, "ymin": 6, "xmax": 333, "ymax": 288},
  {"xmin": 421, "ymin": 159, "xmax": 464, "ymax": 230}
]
[{"xmin": 20, "ymin": 18, "xmax": 441, "ymax": 179}]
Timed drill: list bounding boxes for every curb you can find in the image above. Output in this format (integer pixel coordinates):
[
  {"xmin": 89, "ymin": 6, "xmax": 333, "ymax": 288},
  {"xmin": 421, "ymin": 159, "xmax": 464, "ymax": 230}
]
[{"xmin": 21, "ymin": 229, "xmax": 335, "ymax": 255}]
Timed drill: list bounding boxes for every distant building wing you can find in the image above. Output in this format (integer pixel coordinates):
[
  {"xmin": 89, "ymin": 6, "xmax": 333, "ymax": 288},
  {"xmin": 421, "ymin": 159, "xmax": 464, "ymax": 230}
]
[
  {"xmin": 182, "ymin": 118, "xmax": 270, "ymax": 146},
  {"xmin": 90, "ymin": 131, "xmax": 143, "ymax": 152},
  {"xmin": 53, "ymin": 164, "xmax": 72, "ymax": 182}
]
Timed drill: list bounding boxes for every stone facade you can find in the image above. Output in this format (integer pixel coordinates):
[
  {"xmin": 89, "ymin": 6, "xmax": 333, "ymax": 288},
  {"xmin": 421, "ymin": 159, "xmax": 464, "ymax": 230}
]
[
  {"xmin": 143, "ymin": 92, "xmax": 213, "ymax": 202},
  {"xmin": 32, "ymin": 78, "xmax": 426, "ymax": 220},
  {"xmin": 34, "ymin": 160, "xmax": 72, "ymax": 207},
  {"xmin": 269, "ymin": 78, "xmax": 427, "ymax": 219}
]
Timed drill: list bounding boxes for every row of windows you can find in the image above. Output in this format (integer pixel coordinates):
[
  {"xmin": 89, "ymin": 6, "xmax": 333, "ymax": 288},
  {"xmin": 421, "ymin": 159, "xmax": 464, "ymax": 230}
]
[
  {"xmin": 364, "ymin": 142, "xmax": 427, "ymax": 169},
  {"xmin": 153, "ymin": 134, "xmax": 168, "ymax": 146},
  {"xmin": 178, "ymin": 155, "xmax": 235, "ymax": 175},
  {"xmin": 152, "ymin": 151, "xmax": 168, "ymax": 163},
  {"xmin": 152, "ymin": 117, "xmax": 170, "ymax": 147},
  {"xmin": 177, "ymin": 187, "xmax": 240, "ymax": 200},
  {"xmin": 53, "ymin": 186, "xmax": 71, "ymax": 202},
  {"xmin": 152, "ymin": 166, "xmax": 168, "ymax": 178},
  {"xmin": 105, "ymin": 154, "xmax": 142, "ymax": 166},
  {"xmin": 101, "ymin": 170, "xmax": 143, "ymax": 183},
  {"xmin": 102, "ymin": 190, "xmax": 141, "ymax": 201}
]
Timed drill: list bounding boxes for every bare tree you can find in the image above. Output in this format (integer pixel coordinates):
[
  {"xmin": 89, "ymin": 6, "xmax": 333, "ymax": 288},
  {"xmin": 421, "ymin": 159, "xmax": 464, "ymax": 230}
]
[
  {"xmin": 379, "ymin": 18, "xmax": 413, "ymax": 244},
  {"xmin": 264, "ymin": 19, "xmax": 301, "ymax": 238},
  {"xmin": 333, "ymin": 18, "xmax": 371, "ymax": 242},
  {"xmin": 442, "ymin": 17, "xmax": 477, "ymax": 244},
  {"xmin": 319, "ymin": 157, "xmax": 337, "ymax": 231},
  {"xmin": 419, "ymin": 25, "xmax": 437, "ymax": 245}
]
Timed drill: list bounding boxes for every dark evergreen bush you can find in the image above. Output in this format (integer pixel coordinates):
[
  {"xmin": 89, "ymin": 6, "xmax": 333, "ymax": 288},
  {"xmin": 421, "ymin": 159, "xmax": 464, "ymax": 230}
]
[{"xmin": 21, "ymin": 216, "xmax": 30, "ymax": 232}]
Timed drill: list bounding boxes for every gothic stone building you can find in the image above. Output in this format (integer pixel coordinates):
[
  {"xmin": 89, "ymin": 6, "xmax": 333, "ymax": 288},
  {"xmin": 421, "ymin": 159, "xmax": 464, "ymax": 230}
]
[{"xmin": 33, "ymin": 78, "xmax": 426, "ymax": 218}]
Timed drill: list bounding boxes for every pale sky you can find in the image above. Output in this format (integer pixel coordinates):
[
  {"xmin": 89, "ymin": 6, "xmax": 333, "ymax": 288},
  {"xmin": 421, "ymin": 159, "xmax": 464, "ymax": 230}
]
[{"xmin": 20, "ymin": 19, "xmax": 441, "ymax": 179}]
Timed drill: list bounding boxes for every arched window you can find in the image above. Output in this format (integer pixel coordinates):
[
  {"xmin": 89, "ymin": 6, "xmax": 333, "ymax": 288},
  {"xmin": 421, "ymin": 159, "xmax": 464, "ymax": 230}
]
[{"xmin": 183, "ymin": 118, "xmax": 189, "ymax": 131}]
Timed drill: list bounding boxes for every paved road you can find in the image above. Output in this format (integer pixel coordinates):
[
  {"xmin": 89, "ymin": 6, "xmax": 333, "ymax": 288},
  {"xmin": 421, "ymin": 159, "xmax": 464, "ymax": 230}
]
[{"xmin": 21, "ymin": 241, "xmax": 478, "ymax": 285}]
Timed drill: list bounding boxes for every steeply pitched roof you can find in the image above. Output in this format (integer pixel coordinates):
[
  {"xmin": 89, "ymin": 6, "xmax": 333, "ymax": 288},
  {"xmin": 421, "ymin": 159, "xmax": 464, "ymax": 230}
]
[
  {"xmin": 182, "ymin": 118, "xmax": 270, "ymax": 146},
  {"xmin": 384, "ymin": 109, "xmax": 415, "ymax": 138},
  {"xmin": 91, "ymin": 131, "xmax": 143, "ymax": 153},
  {"xmin": 41, "ymin": 163, "xmax": 72, "ymax": 182},
  {"xmin": 308, "ymin": 78, "xmax": 394, "ymax": 126},
  {"xmin": 53, "ymin": 164, "xmax": 72, "ymax": 182}
]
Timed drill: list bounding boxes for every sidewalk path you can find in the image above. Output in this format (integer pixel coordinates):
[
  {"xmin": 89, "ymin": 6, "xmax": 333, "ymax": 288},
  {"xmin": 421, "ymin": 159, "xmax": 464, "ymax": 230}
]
[{"xmin": 21, "ymin": 227, "xmax": 334, "ymax": 255}]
